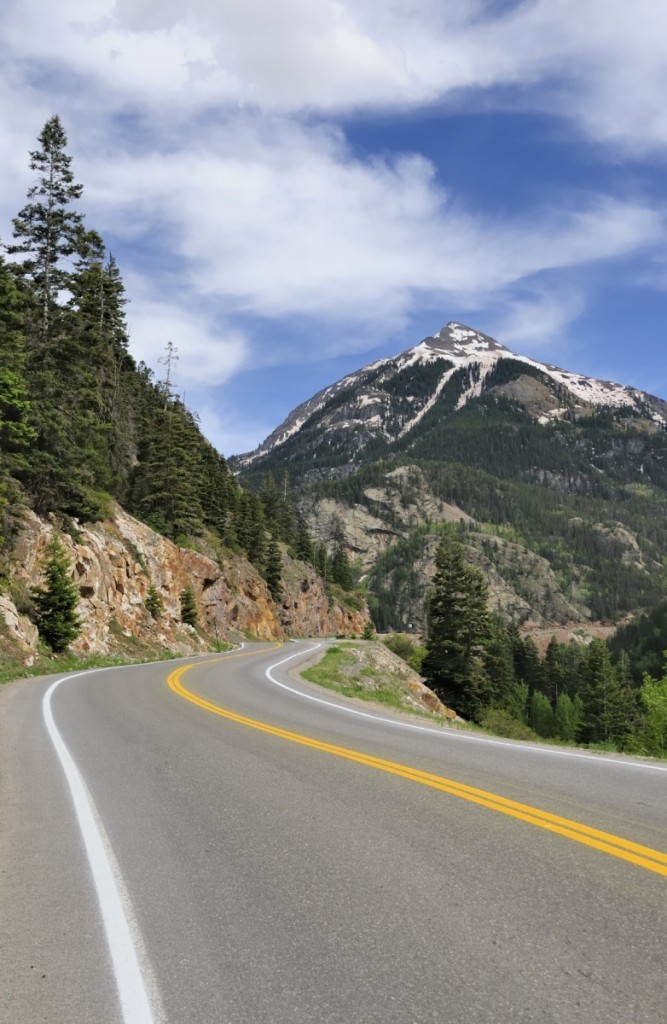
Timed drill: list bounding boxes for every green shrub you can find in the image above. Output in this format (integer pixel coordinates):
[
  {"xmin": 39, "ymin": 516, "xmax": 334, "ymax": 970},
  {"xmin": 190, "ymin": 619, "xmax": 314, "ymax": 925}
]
[
  {"xmin": 480, "ymin": 707, "xmax": 539, "ymax": 741},
  {"xmin": 145, "ymin": 584, "xmax": 164, "ymax": 619},
  {"xmin": 180, "ymin": 584, "xmax": 198, "ymax": 628},
  {"xmin": 9, "ymin": 578, "xmax": 35, "ymax": 616},
  {"xmin": 383, "ymin": 632, "xmax": 416, "ymax": 662}
]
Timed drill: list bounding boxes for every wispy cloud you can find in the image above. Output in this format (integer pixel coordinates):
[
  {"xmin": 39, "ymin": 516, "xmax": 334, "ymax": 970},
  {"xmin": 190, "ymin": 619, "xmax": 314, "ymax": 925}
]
[
  {"xmin": 489, "ymin": 286, "xmax": 586, "ymax": 351},
  {"xmin": 80, "ymin": 118, "xmax": 663, "ymax": 341},
  {"xmin": 1, "ymin": 0, "xmax": 666, "ymax": 450},
  {"xmin": 5, "ymin": 1, "xmax": 667, "ymax": 152},
  {"xmin": 124, "ymin": 295, "xmax": 248, "ymax": 388}
]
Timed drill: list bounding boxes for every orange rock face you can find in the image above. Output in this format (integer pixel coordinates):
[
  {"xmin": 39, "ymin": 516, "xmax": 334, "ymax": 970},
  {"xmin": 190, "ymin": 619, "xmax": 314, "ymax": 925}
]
[{"xmin": 2, "ymin": 504, "xmax": 371, "ymax": 657}]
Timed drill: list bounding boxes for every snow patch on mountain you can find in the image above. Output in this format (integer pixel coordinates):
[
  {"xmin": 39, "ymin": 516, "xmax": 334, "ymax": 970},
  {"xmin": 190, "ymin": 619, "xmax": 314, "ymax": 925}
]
[
  {"xmin": 397, "ymin": 366, "xmax": 456, "ymax": 438},
  {"xmin": 237, "ymin": 320, "xmax": 665, "ymax": 466}
]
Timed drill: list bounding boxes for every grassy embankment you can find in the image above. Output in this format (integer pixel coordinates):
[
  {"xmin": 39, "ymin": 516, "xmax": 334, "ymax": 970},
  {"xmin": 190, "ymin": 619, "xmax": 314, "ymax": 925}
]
[{"xmin": 300, "ymin": 642, "xmax": 453, "ymax": 722}]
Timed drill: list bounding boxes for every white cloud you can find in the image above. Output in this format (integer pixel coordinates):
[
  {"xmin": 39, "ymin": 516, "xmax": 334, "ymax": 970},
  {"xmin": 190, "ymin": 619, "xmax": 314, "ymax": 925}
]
[
  {"xmin": 2, "ymin": 0, "xmax": 666, "ymax": 450},
  {"xmin": 82, "ymin": 121, "xmax": 662, "ymax": 338},
  {"xmin": 488, "ymin": 286, "xmax": 586, "ymax": 351},
  {"xmin": 3, "ymin": 1, "xmax": 667, "ymax": 151},
  {"xmin": 125, "ymin": 297, "xmax": 248, "ymax": 388}
]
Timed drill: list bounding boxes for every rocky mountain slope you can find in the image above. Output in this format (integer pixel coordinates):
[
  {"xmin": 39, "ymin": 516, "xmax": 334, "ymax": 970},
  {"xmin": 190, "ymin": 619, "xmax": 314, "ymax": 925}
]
[
  {"xmin": 0, "ymin": 505, "xmax": 369, "ymax": 664},
  {"xmin": 238, "ymin": 322, "xmax": 666, "ymax": 478},
  {"xmin": 237, "ymin": 322, "xmax": 667, "ymax": 633}
]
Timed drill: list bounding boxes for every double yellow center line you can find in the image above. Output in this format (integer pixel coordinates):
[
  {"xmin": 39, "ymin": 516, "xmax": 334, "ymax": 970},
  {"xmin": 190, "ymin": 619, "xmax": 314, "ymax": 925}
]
[{"xmin": 168, "ymin": 655, "xmax": 667, "ymax": 878}]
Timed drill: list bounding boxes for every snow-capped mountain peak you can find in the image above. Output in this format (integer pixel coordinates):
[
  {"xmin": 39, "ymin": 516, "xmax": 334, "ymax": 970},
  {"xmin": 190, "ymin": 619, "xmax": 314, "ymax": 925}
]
[{"xmin": 236, "ymin": 321, "xmax": 665, "ymax": 468}]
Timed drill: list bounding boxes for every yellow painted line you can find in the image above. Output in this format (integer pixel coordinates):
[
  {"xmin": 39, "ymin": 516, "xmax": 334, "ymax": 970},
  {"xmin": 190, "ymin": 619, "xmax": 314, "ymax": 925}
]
[{"xmin": 168, "ymin": 656, "xmax": 667, "ymax": 878}]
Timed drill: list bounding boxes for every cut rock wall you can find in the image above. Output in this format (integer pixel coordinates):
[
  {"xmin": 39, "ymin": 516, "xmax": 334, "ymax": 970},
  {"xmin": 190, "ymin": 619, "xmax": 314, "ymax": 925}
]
[{"xmin": 1, "ymin": 504, "xmax": 370, "ymax": 659}]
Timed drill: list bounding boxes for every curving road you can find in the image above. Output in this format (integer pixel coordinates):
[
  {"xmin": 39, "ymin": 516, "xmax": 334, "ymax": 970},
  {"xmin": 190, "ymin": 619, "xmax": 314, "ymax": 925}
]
[{"xmin": 1, "ymin": 641, "xmax": 666, "ymax": 1024}]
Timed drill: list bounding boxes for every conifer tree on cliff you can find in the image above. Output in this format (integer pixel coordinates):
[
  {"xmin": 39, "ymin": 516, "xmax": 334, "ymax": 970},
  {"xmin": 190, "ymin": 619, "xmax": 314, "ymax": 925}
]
[
  {"xmin": 0, "ymin": 252, "xmax": 34, "ymax": 545},
  {"xmin": 264, "ymin": 535, "xmax": 283, "ymax": 601},
  {"xmin": 0, "ymin": 254, "xmax": 33, "ymax": 473},
  {"xmin": 10, "ymin": 116, "xmax": 90, "ymax": 513},
  {"xmin": 32, "ymin": 537, "xmax": 81, "ymax": 653},
  {"xmin": 422, "ymin": 530, "xmax": 491, "ymax": 720},
  {"xmin": 11, "ymin": 115, "xmax": 84, "ymax": 344}
]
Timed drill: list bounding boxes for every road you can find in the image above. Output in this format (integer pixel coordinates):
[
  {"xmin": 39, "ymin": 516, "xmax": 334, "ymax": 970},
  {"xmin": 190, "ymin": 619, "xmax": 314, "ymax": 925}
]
[{"xmin": 1, "ymin": 641, "xmax": 666, "ymax": 1024}]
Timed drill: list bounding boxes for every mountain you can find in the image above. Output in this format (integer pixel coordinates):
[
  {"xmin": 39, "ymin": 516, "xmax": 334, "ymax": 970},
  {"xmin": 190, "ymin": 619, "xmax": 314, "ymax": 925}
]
[
  {"xmin": 237, "ymin": 322, "xmax": 666, "ymax": 478},
  {"xmin": 236, "ymin": 322, "xmax": 667, "ymax": 633}
]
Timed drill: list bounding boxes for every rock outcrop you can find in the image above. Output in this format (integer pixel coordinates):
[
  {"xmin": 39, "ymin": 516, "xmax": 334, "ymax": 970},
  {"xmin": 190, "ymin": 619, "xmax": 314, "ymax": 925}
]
[{"xmin": 1, "ymin": 504, "xmax": 370, "ymax": 660}]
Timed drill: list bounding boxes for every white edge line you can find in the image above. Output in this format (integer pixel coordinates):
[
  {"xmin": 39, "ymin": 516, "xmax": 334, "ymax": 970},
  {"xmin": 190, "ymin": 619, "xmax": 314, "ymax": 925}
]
[
  {"xmin": 266, "ymin": 644, "xmax": 667, "ymax": 773},
  {"xmin": 43, "ymin": 671, "xmax": 159, "ymax": 1024}
]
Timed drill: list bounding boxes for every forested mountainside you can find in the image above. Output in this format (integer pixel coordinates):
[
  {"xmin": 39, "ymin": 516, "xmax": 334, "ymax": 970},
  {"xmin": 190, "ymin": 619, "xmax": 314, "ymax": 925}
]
[
  {"xmin": 0, "ymin": 117, "xmax": 364, "ymax": 648},
  {"xmin": 237, "ymin": 324, "xmax": 667, "ymax": 632},
  {"xmin": 0, "ymin": 118, "xmax": 255, "ymax": 555}
]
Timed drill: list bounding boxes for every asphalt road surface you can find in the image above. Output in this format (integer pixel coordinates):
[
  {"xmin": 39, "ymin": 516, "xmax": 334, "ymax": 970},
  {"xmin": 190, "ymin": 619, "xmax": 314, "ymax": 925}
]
[{"xmin": 2, "ymin": 641, "xmax": 666, "ymax": 1024}]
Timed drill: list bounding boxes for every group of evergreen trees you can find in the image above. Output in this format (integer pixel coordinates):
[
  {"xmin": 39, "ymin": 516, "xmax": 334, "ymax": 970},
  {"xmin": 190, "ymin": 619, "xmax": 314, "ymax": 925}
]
[
  {"xmin": 0, "ymin": 116, "xmax": 363, "ymax": 621},
  {"xmin": 422, "ymin": 530, "xmax": 667, "ymax": 756}
]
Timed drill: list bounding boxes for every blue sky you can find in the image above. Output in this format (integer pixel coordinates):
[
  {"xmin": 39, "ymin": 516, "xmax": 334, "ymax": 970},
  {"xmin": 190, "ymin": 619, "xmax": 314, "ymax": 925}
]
[{"xmin": 1, "ymin": 0, "xmax": 666, "ymax": 455}]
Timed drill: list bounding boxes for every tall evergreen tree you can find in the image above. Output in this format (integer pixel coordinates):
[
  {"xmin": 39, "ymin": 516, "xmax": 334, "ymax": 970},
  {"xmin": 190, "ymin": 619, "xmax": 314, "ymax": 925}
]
[
  {"xmin": 330, "ymin": 543, "xmax": 354, "ymax": 590},
  {"xmin": 422, "ymin": 531, "xmax": 491, "ymax": 720},
  {"xmin": 0, "ymin": 254, "xmax": 33, "ymax": 472},
  {"xmin": 580, "ymin": 639, "xmax": 621, "ymax": 743},
  {"xmin": 555, "ymin": 693, "xmax": 580, "ymax": 743},
  {"xmin": 11, "ymin": 115, "xmax": 84, "ymax": 343},
  {"xmin": 180, "ymin": 584, "xmax": 198, "ymax": 628},
  {"xmin": 259, "ymin": 473, "xmax": 280, "ymax": 525},
  {"xmin": 543, "ymin": 636, "xmax": 565, "ymax": 703},
  {"xmin": 277, "ymin": 472, "xmax": 297, "ymax": 546},
  {"xmin": 484, "ymin": 615, "xmax": 516, "ymax": 706},
  {"xmin": 234, "ymin": 490, "xmax": 266, "ymax": 568},
  {"xmin": 264, "ymin": 536, "xmax": 283, "ymax": 601},
  {"xmin": 130, "ymin": 399, "xmax": 204, "ymax": 540},
  {"xmin": 9, "ymin": 117, "xmax": 103, "ymax": 515},
  {"xmin": 0, "ymin": 253, "xmax": 33, "ymax": 546},
  {"xmin": 530, "ymin": 690, "xmax": 555, "ymax": 737},
  {"xmin": 295, "ymin": 517, "xmax": 315, "ymax": 564}
]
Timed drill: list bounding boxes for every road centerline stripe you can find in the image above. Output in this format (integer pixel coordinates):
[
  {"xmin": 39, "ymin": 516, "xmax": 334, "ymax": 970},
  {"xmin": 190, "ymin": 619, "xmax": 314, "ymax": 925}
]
[{"xmin": 168, "ymin": 656, "xmax": 667, "ymax": 878}]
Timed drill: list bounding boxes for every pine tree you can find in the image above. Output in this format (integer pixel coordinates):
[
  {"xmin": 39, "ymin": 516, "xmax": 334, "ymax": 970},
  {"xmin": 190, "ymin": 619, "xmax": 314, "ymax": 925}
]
[
  {"xmin": 9, "ymin": 117, "xmax": 105, "ymax": 515},
  {"xmin": 145, "ymin": 584, "xmax": 164, "ymax": 619},
  {"xmin": 330, "ymin": 543, "xmax": 354, "ymax": 590},
  {"xmin": 234, "ymin": 490, "xmax": 266, "ymax": 569},
  {"xmin": 503, "ymin": 680, "xmax": 529, "ymax": 723},
  {"xmin": 514, "ymin": 635, "xmax": 543, "ymax": 692},
  {"xmin": 180, "ymin": 584, "xmax": 198, "ymax": 628},
  {"xmin": 314, "ymin": 543, "xmax": 328, "ymax": 581},
  {"xmin": 66, "ymin": 236, "xmax": 137, "ymax": 497},
  {"xmin": 32, "ymin": 537, "xmax": 81, "ymax": 652},
  {"xmin": 529, "ymin": 690, "xmax": 555, "ymax": 737},
  {"xmin": 130, "ymin": 399, "xmax": 204, "ymax": 540},
  {"xmin": 484, "ymin": 615, "xmax": 516, "ymax": 706},
  {"xmin": 580, "ymin": 639, "xmax": 620, "ymax": 743},
  {"xmin": 264, "ymin": 536, "xmax": 283, "ymax": 601},
  {"xmin": 259, "ymin": 472, "xmax": 280, "ymax": 524},
  {"xmin": 555, "ymin": 693, "xmax": 578, "ymax": 742},
  {"xmin": 0, "ymin": 252, "xmax": 34, "ymax": 523},
  {"xmin": 422, "ymin": 531, "xmax": 491, "ymax": 720},
  {"xmin": 362, "ymin": 620, "xmax": 376, "ymax": 640},
  {"xmin": 543, "ymin": 636, "xmax": 565, "ymax": 703},
  {"xmin": 277, "ymin": 472, "xmax": 297, "ymax": 545},
  {"xmin": 295, "ymin": 518, "xmax": 315, "ymax": 564},
  {"xmin": 11, "ymin": 115, "xmax": 84, "ymax": 344}
]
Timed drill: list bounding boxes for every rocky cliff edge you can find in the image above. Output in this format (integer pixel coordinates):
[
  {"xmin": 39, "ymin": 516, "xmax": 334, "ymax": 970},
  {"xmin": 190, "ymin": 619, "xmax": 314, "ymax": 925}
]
[{"xmin": 1, "ymin": 504, "xmax": 369, "ymax": 661}]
